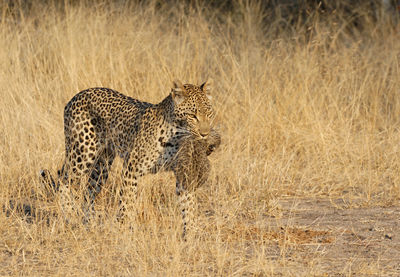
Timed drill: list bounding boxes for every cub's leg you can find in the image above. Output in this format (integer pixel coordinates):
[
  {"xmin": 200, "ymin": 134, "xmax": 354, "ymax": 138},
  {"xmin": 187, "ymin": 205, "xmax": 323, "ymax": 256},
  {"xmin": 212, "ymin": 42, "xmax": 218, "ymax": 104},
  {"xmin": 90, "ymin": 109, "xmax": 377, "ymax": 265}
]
[
  {"xmin": 206, "ymin": 128, "xmax": 221, "ymax": 156},
  {"xmin": 175, "ymin": 184, "xmax": 195, "ymax": 239}
]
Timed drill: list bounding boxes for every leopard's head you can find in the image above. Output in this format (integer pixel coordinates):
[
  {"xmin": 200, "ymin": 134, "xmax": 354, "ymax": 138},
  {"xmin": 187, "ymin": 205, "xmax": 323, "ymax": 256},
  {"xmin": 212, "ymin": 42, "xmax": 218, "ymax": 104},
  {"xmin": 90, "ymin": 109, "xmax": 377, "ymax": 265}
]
[{"xmin": 171, "ymin": 80, "xmax": 215, "ymax": 139}]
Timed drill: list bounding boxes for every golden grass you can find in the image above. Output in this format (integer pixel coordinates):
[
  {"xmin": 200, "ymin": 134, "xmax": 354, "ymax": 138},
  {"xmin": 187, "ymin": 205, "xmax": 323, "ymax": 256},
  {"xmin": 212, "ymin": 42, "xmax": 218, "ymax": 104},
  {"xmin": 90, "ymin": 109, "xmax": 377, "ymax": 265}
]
[{"xmin": 1, "ymin": 1, "xmax": 400, "ymax": 275}]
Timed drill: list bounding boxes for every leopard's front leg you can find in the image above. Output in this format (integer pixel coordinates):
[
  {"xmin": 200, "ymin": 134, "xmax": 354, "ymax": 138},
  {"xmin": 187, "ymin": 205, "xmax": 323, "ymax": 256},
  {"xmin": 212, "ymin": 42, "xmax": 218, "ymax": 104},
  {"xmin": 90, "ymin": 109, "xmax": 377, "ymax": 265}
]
[
  {"xmin": 119, "ymin": 157, "xmax": 140, "ymax": 224},
  {"xmin": 119, "ymin": 147, "xmax": 156, "ymax": 225}
]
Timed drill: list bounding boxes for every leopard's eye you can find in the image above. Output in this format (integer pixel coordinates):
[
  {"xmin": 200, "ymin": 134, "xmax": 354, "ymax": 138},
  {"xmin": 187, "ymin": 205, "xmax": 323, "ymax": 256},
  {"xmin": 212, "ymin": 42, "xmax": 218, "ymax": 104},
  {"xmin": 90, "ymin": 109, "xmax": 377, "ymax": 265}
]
[
  {"xmin": 190, "ymin": 114, "xmax": 199, "ymax": 122},
  {"xmin": 185, "ymin": 113, "xmax": 197, "ymax": 120}
]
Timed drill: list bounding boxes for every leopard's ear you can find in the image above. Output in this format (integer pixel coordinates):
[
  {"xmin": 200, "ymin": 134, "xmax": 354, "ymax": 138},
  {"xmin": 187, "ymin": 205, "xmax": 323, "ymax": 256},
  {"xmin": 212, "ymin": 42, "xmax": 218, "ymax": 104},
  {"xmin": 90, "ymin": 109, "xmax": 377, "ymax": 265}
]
[
  {"xmin": 171, "ymin": 80, "xmax": 187, "ymax": 105},
  {"xmin": 200, "ymin": 79, "xmax": 212, "ymax": 100}
]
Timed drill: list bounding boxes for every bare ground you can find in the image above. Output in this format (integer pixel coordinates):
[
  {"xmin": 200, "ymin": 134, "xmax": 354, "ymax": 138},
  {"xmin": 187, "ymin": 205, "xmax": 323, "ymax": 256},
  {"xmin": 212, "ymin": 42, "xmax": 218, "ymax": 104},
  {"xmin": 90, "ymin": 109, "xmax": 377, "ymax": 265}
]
[{"xmin": 257, "ymin": 198, "xmax": 400, "ymax": 276}]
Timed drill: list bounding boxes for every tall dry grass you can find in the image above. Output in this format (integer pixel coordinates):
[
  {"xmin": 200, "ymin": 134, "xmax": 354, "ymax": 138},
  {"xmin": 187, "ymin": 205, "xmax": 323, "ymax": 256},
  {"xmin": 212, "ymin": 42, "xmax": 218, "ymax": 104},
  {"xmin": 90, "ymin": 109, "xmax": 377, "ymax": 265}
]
[{"xmin": 0, "ymin": 1, "xmax": 399, "ymax": 275}]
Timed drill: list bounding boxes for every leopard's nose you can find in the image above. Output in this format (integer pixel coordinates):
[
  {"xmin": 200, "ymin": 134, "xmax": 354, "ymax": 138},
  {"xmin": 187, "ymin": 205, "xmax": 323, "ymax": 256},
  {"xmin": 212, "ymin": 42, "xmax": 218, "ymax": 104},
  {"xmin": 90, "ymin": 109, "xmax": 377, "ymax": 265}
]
[
  {"xmin": 199, "ymin": 132, "xmax": 209, "ymax": 138},
  {"xmin": 198, "ymin": 120, "xmax": 210, "ymax": 138}
]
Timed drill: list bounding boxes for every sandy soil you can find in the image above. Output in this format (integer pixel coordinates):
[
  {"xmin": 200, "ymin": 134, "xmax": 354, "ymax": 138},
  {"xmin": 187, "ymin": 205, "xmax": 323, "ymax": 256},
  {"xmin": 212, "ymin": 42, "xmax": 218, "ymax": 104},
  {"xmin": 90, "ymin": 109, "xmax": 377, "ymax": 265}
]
[{"xmin": 258, "ymin": 198, "xmax": 400, "ymax": 276}]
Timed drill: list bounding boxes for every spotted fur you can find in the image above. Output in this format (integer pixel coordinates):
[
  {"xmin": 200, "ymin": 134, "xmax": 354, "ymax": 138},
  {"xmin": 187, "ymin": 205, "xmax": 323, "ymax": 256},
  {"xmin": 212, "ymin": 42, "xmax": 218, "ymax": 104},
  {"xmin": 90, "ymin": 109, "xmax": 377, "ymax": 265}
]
[
  {"xmin": 172, "ymin": 129, "xmax": 221, "ymax": 236},
  {"xmin": 40, "ymin": 80, "xmax": 219, "ymax": 235}
]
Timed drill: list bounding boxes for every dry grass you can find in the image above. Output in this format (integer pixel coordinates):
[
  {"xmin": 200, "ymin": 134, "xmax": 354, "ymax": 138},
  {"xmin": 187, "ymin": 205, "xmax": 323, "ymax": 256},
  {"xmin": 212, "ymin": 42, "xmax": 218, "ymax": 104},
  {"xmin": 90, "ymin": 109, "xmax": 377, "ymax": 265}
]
[{"xmin": 1, "ymin": 1, "xmax": 400, "ymax": 275}]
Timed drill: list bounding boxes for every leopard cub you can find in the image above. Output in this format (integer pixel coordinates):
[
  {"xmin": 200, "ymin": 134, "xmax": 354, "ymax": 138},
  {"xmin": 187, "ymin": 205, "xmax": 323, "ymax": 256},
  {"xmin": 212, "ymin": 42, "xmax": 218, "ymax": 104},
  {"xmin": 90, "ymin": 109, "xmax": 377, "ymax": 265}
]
[
  {"xmin": 171, "ymin": 129, "xmax": 221, "ymax": 236},
  {"xmin": 173, "ymin": 129, "xmax": 221, "ymax": 192}
]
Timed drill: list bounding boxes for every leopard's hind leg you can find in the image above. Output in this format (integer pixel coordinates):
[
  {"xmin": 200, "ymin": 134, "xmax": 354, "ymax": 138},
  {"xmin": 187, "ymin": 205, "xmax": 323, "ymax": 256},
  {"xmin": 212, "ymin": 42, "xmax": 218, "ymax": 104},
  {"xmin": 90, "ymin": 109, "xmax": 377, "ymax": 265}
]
[
  {"xmin": 86, "ymin": 142, "xmax": 116, "ymax": 207},
  {"xmin": 61, "ymin": 109, "xmax": 114, "ymax": 221}
]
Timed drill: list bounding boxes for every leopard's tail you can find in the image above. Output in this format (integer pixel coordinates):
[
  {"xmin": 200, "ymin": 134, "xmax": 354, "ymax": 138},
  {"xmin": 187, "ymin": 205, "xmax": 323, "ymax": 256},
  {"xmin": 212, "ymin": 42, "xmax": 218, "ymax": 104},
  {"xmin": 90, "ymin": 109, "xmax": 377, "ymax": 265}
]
[{"xmin": 39, "ymin": 169, "xmax": 60, "ymax": 195}]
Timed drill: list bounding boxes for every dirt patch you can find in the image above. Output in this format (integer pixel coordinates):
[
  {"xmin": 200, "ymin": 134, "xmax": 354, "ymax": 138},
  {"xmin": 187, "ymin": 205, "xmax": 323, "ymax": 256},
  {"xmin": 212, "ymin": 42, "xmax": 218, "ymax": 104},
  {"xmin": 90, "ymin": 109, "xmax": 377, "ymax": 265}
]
[{"xmin": 262, "ymin": 198, "xmax": 400, "ymax": 275}]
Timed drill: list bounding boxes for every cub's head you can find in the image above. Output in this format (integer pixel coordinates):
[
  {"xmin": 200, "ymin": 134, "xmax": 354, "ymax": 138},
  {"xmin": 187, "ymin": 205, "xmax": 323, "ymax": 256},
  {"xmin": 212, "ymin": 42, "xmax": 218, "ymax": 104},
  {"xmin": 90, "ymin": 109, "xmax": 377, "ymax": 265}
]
[{"xmin": 171, "ymin": 80, "xmax": 215, "ymax": 139}]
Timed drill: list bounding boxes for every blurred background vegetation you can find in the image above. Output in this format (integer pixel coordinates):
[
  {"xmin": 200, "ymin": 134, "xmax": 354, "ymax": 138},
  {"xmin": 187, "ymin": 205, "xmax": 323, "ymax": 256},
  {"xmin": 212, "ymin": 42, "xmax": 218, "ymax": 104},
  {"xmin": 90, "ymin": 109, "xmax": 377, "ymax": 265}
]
[{"xmin": 2, "ymin": 0, "xmax": 399, "ymax": 37}]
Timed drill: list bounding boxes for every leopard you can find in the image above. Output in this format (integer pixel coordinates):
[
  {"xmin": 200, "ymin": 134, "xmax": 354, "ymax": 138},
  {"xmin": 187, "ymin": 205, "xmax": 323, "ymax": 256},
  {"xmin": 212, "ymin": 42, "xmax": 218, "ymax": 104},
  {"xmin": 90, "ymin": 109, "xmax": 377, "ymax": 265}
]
[{"xmin": 39, "ymin": 80, "xmax": 219, "ymax": 235}]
